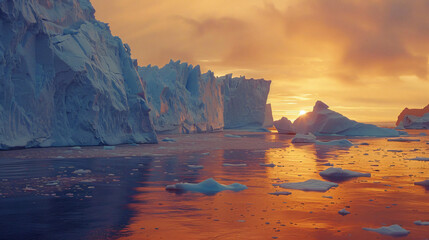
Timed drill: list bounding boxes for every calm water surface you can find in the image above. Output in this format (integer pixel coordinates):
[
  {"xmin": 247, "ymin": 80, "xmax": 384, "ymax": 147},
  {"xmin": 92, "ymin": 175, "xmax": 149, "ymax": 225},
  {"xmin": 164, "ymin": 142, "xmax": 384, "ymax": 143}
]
[{"xmin": 0, "ymin": 130, "xmax": 428, "ymax": 240}]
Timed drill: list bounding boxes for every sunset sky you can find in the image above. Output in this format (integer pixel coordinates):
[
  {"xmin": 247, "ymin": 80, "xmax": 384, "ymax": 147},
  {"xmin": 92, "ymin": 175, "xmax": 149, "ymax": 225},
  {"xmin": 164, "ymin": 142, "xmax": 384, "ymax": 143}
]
[{"xmin": 92, "ymin": 0, "xmax": 429, "ymax": 122}]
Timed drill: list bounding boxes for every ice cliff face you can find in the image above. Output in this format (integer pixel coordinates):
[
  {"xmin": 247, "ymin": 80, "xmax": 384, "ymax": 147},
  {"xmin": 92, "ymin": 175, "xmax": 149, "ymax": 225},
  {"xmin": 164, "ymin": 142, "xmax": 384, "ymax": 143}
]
[
  {"xmin": 0, "ymin": 0, "xmax": 157, "ymax": 149},
  {"xmin": 220, "ymin": 74, "xmax": 271, "ymax": 130},
  {"xmin": 139, "ymin": 63, "xmax": 272, "ymax": 133},
  {"xmin": 293, "ymin": 101, "xmax": 401, "ymax": 137},
  {"xmin": 138, "ymin": 61, "xmax": 223, "ymax": 133}
]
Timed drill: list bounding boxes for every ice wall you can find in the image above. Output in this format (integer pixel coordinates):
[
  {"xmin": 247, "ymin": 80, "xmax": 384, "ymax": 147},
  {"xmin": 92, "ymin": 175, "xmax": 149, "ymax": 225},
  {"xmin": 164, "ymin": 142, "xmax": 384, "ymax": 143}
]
[
  {"xmin": 263, "ymin": 104, "xmax": 274, "ymax": 128},
  {"xmin": 396, "ymin": 104, "xmax": 429, "ymax": 128},
  {"xmin": 138, "ymin": 61, "xmax": 224, "ymax": 133},
  {"xmin": 397, "ymin": 113, "xmax": 429, "ymax": 129},
  {"xmin": 0, "ymin": 0, "xmax": 157, "ymax": 149},
  {"xmin": 219, "ymin": 74, "xmax": 271, "ymax": 130}
]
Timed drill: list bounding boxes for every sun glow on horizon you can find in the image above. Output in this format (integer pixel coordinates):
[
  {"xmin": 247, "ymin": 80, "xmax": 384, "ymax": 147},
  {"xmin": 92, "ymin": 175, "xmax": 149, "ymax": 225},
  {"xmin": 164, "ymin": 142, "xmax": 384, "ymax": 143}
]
[{"xmin": 299, "ymin": 110, "xmax": 307, "ymax": 116}]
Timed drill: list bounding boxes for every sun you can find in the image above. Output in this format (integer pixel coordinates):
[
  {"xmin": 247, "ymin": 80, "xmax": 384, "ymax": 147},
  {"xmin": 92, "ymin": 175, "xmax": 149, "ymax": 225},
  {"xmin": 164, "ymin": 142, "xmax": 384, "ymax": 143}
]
[{"xmin": 299, "ymin": 110, "xmax": 307, "ymax": 116}]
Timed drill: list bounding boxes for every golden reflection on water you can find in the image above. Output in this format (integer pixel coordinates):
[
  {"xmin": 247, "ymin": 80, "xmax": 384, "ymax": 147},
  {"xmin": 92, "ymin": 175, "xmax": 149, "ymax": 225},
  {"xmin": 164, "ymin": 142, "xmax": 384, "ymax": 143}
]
[{"xmin": 118, "ymin": 130, "xmax": 429, "ymax": 239}]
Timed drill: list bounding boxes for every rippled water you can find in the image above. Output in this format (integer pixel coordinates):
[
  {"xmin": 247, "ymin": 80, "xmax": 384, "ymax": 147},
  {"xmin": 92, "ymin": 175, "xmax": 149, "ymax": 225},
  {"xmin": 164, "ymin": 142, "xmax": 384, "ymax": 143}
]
[{"xmin": 0, "ymin": 130, "xmax": 428, "ymax": 239}]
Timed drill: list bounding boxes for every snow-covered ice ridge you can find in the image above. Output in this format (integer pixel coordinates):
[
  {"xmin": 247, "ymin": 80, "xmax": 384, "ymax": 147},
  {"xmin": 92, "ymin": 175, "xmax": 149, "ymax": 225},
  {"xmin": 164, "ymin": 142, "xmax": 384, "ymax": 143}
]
[
  {"xmin": 0, "ymin": 0, "xmax": 157, "ymax": 149},
  {"xmin": 139, "ymin": 63, "xmax": 272, "ymax": 133}
]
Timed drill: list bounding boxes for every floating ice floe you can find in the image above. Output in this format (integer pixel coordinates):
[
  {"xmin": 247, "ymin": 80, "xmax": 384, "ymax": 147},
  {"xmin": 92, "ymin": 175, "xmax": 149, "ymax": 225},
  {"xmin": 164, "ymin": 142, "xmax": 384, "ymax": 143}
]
[
  {"xmin": 292, "ymin": 133, "xmax": 316, "ymax": 143},
  {"xmin": 269, "ymin": 191, "xmax": 292, "ymax": 196},
  {"xmin": 406, "ymin": 157, "xmax": 429, "ymax": 161},
  {"xmin": 338, "ymin": 208, "xmax": 350, "ymax": 216},
  {"xmin": 224, "ymin": 134, "xmax": 242, "ymax": 138},
  {"xmin": 319, "ymin": 167, "xmax": 370, "ymax": 180},
  {"xmin": 414, "ymin": 180, "xmax": 429, "ymax": 186},
  {"xmin": 162, "ymin": 137, "xmax": 176, "ymax": 142},
  {"xmin": 414, "ymin": 221, "xmax": 429, "ymax": 226},
  {"xmin": 103, "ymin": 146, "xmax": 116, "ymax": 150},
  {"xmin": 273, "ymin": 117, "xmax": 295, "ymax": 134},
  {"xmin": 315, "ymin": 139, "xmax": 354, "ymax": 147},
  {"xmin": 223, "ymin": 163, "xmax": 247, "ymax": 167},
  {"xmin": 363, "ymin": 224, "xmax": 410, "ymax": 237},
  {"xmin": 293, "ymin": 101, "xmax": 402, "ymax": 137},
  {"xmin": 273, "ymin": 179, "xmax": 338, "ymax": 192},
  {"xmin": 71, "ymin": 146, "xmax": 82, "ymax": 150},
  {"xmin": 260, "ymin": 163, "xmax": 276, "ymax": 167},
  {"xmin": 419, "ymin": 132, "xmax": 427, "ymax": 136},
  {"xmin": 72, "ymin": 169, "xmax": 92, "ymax": 174},
  {"xmin": 165, "ymin": 178, "xmax": 247, "ymax": 194},
  {"xmin": 388, "ymin": 138, "xmax": 420, "ymax": 142},
  {"xmin": 187, "ymin": 165, "xmax": 204, "ymax": 170}
]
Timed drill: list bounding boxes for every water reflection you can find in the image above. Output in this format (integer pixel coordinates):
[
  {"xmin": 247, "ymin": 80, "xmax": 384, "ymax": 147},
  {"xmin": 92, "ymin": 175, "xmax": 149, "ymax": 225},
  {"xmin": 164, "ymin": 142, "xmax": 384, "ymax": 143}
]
[{"xmin": 0, "ymin": 130, "xmax": 428, "ymax": 239}]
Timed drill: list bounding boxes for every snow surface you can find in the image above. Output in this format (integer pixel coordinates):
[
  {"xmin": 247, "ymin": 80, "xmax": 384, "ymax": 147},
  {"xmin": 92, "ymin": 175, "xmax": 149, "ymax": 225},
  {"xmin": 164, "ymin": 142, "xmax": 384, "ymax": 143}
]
[
  {"xmin": 273, "ymin": 179, "xmax": 338, "ymax": 192},
  {"xmin": 274, "ymin": 117, "xmax": 295, "ymax": 134},
  {"xmin": 293, "ymin": 101, "xmax": 401, "ymax": 137},
  {"xmin": 292, "ymin": 133, "xmax": 316, "ymax": 143},
  {"xmin": 0, "ymin": 0, "xmax": 157, "ymax": 149},
  {"xmin": 363, "ymin": 224, "xmax": 410, "ymax": 237},
  {"xmin": 319, "ymin": 167, "xmax": 370, "ymax": 180},
  {"xmin": 165, "ymin": 178, "xmax": 247, "ymax": 194}
]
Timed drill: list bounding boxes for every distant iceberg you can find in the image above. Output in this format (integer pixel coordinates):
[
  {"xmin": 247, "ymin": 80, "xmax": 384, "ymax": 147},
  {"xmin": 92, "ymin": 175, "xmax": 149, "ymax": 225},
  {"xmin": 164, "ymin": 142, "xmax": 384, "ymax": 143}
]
[
  {"xmin": 396, "ymin": 104, "xmax": 429, "ymax": 127},
  {"xmin": 293, "ymin": 101, "xmax": 402, "ymax": 137},
  {"xmin": 274, "ymin": 117, "xmax": 295, "ymax": 134},
  {"xmin": 397, "ymin": 113, "xmax": 429, "ymax": 129},
  {"xmin": 165, "ymin": 178, "xmax": 247, "ymax": 194}
]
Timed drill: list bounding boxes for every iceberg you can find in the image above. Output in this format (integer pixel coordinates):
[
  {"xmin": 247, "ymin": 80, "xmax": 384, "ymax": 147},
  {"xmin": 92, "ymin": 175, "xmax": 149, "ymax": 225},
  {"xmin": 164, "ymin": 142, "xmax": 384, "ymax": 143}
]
[
  {"xmin": 315, "ymin": 139, "xmax": 354, "ymax": 147},
  {"xmin": 414, "ymin": 221, "xmax": 429, "ymax": 226},
  {"xmin": 138, "ymin": 64, "xmax": 272, "ymax": 133},
  {"xmin": 274, "ymin": 117, "xmax": 295, "ymax": 134},
  {"xmin": 396, "ymin": 104, "xmax": 429, "ymax": 127},
  {"xmin": 293, "ymin": 101, "xmax": 401, "ymax": 137},
  {"xmin": 263, "ymin": 104, "xmax": 274, "ymax": 128},
  {"xmin": 363, "ymin": 224, "xmax": 410, "ymax": 237},
  {"xmin": 165, "ymin": 178, "xmax": 247, "ymax": 194},
  {"xmin": 338, "ymin": 208, "xmax": 350, "ymax": 216},
  {"xmin": 220, "ymin": 74, "xmax": 271, "ymax": 130},
  {"xmin": 397, "ymin": 113, "xmax": 429, "ymax": 129},
  {"xmin": 0, "ymin": 0, "xmax": 157, "ymax": 149},
  {"xmin": 138, "ymin": 61, "xmax": 224, "ymax": 134},
  {"xmin": 273, "ymin": 179, "xmax": 338, "ymax": 192},
  {"xmin": 414, "ymin": 180, "xmax": 429, "ymax": 186},
  {"xmin": 319, "ymin": 167, "xmax": 370, "ymax": 180}
]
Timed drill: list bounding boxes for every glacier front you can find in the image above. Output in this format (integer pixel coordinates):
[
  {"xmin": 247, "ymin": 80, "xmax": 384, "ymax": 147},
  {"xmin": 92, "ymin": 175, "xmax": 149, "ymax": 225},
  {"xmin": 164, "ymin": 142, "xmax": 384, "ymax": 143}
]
[{"xmin": 0, "ymin": 0, "xmax": 157, "ymax": 149}]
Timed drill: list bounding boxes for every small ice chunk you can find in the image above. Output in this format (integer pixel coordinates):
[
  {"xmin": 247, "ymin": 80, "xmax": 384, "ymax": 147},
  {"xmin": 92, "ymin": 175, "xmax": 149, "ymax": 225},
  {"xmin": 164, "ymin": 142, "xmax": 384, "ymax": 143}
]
[
  {"xmin": 360, "ymin": 142, "xmax": 370, "ymax": 145},
  {"xmin": 269, "ymin": 191, "xmax": 292, "ymax": 196},
  {"xmin": 338, "ymin": 208, "xmax": 350, "ymax": 216},
  {"xmin": 414, "ymin": 180, "xmax": 429, "ymax": 186},
  {"xmin": 315, "ymin": 139, "xmax": 354, "ymax": 147},
  {"xmin": 322, "ymin": 195, "xmax": 333, "ymax": 199},
  {"xmin": 387, "ymin": 150, "xmax": 403, "ymax": 152},
  {"xmin": 260, "ymin": 163, "xmax": 276, "ymax": 167},
  {"xmin": 419, "ymin": 132, "xmax": 427, "ymax": 136},
  {"xmin": 319, "ymin": 167, "xmax": 370, "ymax": 180},
  {"xmin": 224, "ymin": 134, "xmax": 242, "ymax": 138},
  {"xmin": 188, "ymin": 165, "xmax": 204, "ymax": 170},
  {"xmin": 103, "ymin": 146, "xmax": 116, "ymax": 150},
  {"xmin": 162, "ymin": 137, "xmax": 176, "ymax": 142},
  {"xmin": 363, "ymin": 224, "xmax": 410, "ymax": 237},
  {"xmin": 223, "ymin": 163, "xmax": 247, "ymax": 167},
  {"xmin": 323, "ymin": 163, "xmax": 334, "ymax": 166},
  {"xmin": 274, "ymin": 179, "xmax": 338, "ymax": 192},
  {"xmin": 388, "ymin": 138, "xmax": 420, "ymax": 142},
  {"xmin": 414, "ymin": 220, "xmax": 429, "ymax": 226},
  {"xmin": 407, "ymin": 157, "xmax": 429, "ymax": 161},
  {"xmin": 73, "ymin": 169, "xmax": 92, "ymax": 174},
  {"xmin": 165, "ymin": 178, "xmax": 247, "ymax": 194},
  {"xmin": 292, "ymin": 133, "xmax": 316, "ymax": 143}
]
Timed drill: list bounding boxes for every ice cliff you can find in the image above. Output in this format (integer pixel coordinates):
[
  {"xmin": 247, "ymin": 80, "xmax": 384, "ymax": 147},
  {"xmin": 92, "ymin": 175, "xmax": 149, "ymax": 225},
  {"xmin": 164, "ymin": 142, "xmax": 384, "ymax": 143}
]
[
  {"xmin": 0, "ymin": 0, "xmax": 157, "ymax": 149},
  {"xmin": 138, "ymin": 61, "xmax": 224, "ymax": 133},
  {"xmin": 139, "ymin": 64, "xmax": 272, "ymax": 133},
  {"xmin": 220, "ymin": 74, "xmax": 271, "ymax": 130},
  {"xmin": 293, "ymin": 101, "xmax": 401, "ymax": 137},
  {"xmin": 396, "ymin": 104, "xmax": 429, "ymax": 129}
]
